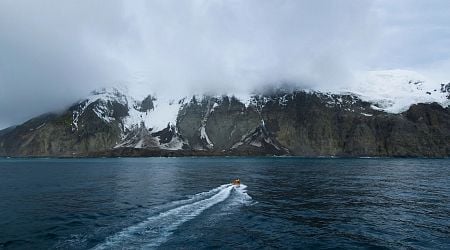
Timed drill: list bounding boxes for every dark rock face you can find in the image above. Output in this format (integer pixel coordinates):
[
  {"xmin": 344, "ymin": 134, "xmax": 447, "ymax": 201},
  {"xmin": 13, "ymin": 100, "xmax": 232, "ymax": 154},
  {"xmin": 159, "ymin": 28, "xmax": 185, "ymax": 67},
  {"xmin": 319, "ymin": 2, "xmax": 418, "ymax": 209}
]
[
  {"xmin": 257, "ymin": 92, "xmax": 450, "ymax": 157},
  {"xmin": 0, "ymin": 90, "xmax": 449, "ymax": 157},
  {"xmin": 151, "ymin": 124, "xmax": 176, "ymax": 144},
  {"xmin": 0, "ymin": 101, "xmax": 124, "ymax": 156},
  {"xmin": 441, "ymin": 83, "xmax": 450, "ymax": 98},
  {"xmin": 137, "ymin": 95, "xmax": 155, "ymax": 112},
  {"xmin": 176, "ymin": 96, "xmax": 211, "ymax": 150},
  {"xmin": 177, "ymin": 96, "xmax": 261, "ymax": 150}
]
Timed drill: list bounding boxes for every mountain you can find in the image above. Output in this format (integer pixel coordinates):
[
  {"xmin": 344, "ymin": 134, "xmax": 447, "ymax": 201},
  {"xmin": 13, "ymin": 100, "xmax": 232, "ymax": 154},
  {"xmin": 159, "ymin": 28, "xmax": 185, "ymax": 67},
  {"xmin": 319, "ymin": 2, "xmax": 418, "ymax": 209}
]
[{"xmin": 1, "ymin": 72, "xmax": 449, "ymax": 157}]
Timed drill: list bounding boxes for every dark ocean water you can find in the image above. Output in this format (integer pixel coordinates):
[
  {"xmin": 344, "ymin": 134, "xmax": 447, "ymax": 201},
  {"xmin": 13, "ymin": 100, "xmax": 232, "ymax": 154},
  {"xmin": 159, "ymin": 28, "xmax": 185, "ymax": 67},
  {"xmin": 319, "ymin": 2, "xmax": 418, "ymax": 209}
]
[{"xmin": 0, "ymin": 157, "xmax": 449, "ymax": 249}]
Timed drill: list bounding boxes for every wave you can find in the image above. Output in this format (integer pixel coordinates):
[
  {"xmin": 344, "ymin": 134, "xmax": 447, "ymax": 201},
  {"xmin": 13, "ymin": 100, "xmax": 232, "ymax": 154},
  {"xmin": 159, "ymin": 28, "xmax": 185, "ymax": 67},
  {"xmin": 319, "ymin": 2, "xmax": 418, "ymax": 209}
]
[{"xmin": 92, "ymin": 184, "xmax": 251, "ymax": 249}]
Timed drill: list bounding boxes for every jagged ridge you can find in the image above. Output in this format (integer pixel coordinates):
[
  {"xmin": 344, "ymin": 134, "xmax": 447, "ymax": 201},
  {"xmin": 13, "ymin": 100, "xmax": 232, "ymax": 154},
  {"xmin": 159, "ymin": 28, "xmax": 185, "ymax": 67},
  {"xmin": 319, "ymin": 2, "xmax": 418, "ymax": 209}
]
[{"xmin": 0, "ymin": 82, "xmax": 449, "ymax": 157}]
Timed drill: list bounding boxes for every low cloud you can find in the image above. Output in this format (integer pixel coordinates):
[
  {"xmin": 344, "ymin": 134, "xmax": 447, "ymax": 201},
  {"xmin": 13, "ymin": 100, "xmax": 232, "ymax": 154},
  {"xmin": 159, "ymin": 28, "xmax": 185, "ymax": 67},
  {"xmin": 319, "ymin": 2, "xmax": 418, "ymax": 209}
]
[{"xmin": 0, "ymin": 0, "xmax": 449, "ymax": 128}]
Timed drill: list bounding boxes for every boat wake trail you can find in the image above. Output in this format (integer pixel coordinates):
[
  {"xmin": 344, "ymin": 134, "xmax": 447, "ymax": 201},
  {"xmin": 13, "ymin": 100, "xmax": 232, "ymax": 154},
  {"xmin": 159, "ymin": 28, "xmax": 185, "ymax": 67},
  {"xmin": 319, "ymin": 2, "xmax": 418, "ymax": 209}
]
[{"xmin": 92, "ymin": 184, "xmax": 252, "ymax": 249}]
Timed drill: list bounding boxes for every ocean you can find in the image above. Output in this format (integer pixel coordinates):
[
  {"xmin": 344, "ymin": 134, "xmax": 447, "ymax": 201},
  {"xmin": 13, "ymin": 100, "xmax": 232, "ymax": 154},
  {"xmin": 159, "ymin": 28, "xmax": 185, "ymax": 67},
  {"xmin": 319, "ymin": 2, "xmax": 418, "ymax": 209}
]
[{"xmin": 0, "ymin": 157, "xmax": 449, "ymax": 249}]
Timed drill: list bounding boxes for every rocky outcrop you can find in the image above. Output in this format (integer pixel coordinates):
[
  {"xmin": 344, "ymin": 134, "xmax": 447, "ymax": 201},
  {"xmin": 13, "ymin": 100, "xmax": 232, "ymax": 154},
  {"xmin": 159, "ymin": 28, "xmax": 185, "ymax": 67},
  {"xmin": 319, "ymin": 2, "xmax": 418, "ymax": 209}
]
[
  {"xmin": 0, "ymin": 89, "xmax": 449, "ymax": 157},
  {"xmin": 261, "ymin": 93, "xmax": 450, "ymax": 157},
  {"xmin": 0, "ymin": 105, "xmax": 122, "ymax": 156}
]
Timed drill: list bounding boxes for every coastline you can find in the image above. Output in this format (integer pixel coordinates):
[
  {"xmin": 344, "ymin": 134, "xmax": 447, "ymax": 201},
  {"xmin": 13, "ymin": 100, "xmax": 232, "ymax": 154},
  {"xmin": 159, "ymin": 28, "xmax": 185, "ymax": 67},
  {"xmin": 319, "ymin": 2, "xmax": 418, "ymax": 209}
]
[{"xmin": 1, "ymin": 148, "xmax": 449, "ymax": 159}]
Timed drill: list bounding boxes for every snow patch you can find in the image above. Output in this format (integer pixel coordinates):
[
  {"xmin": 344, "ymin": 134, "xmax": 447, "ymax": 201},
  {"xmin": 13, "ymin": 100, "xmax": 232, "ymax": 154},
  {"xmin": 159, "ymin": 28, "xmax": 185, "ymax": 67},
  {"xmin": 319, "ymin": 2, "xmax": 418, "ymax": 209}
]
[
  {"xmin": 200, "ymin": 126, "xmax": 213, "ymax": 148},
  {"xmin": 232, "ymin": 93, "xmax": 253, "ymax": 107},
  {"xmin": 231, "ymin": 142, "xmax": 243, "ymax": 149},
  {"xmin": 320, "ymin": 70, "xmax": 449, "ymax": 113},
  {"xmin": 124, "ymin": 97, "xmax": 182, "ymax": 132},
  {"xmin": 30, "ymin": 123, "xmax": 46, "ymax": 131},
  {"xmin": 210, "ymin": 102, "xmax": 219, "ymax": 113},
  {"xmin": 134, "ymin": 139, "xmax": 144, "ymax": 149},
  {"xmin": 159, "ymin": 135, "xmax": 185, "ymax": 150}
]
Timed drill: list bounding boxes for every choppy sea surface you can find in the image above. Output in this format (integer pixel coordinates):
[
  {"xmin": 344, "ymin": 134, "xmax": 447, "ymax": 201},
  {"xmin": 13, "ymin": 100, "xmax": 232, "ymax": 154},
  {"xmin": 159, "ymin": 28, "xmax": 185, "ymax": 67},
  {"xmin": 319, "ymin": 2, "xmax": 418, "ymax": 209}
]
[{"xmin": 0, "ymin": 157, "xmax": 449, "ymax": 249}]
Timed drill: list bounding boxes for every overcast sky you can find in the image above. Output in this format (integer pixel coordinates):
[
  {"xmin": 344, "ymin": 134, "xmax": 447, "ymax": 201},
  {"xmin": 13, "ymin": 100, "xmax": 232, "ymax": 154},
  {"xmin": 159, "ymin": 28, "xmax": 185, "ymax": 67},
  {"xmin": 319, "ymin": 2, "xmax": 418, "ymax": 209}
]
[{"xmin": 1, "ymin": 0, "xmax": 450, "ymax": 128}]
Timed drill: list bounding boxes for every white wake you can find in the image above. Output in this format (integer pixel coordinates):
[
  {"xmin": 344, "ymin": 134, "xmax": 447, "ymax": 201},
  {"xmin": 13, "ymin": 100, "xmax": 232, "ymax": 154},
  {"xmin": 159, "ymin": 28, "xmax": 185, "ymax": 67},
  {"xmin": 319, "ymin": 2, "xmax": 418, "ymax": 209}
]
[{"xmin": 92, "ymin": 184, "xmax": 251, "ymax": 249}]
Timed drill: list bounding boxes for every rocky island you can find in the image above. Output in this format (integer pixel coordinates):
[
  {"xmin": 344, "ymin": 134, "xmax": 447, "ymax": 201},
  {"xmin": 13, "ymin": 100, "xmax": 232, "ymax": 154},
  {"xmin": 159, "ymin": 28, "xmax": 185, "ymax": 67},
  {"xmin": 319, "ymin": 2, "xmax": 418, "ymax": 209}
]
[{"xmin": 1, "ymin": 78, "xmax": 449, "ymax": 157}]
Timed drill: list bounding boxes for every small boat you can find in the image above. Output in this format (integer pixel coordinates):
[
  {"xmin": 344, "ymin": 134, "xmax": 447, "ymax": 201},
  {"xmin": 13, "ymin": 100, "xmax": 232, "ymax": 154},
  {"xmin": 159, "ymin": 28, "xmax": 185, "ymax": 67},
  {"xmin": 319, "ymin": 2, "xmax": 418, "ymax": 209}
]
[{"xmin": 231, "ymin": 178, "xmax": 241, "ymax": 186}]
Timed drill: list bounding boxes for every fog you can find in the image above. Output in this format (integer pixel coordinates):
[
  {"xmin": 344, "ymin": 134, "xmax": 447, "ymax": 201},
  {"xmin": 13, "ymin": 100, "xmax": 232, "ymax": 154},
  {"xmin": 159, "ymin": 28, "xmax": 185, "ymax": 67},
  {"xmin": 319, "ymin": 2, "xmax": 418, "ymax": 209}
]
[{"xmin": 1, "ymin": 0, "xmax": 449, "ymax": 128}]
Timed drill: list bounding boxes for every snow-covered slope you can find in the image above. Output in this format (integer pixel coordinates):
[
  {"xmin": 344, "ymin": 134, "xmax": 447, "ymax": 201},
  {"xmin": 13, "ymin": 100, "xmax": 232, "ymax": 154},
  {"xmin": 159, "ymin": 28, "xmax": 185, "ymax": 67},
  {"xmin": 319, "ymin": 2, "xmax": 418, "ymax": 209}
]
[
  {"xmin": 72, "ymin": 88, "xmax": 127, "ymax": 130},
  {"xmin": 123, "ymin": 96, "xmax": 182, "ymax": 132},
  {"xmin": 2, "ymin": 76, "xmax": 449, "ymax": 157},
  {"xmin": 68, "ymin": 70, "xmax": 449, "ymax": 151},
  {"xmin": 330, "ymin": 70, "xmax": 449, "ymax": 113},
  {"xmin": 234, "ymin": 69, "xmax": 449, "ymax": 114},
  {"xmin": 76, "ymin": 88, "xmax": 183, "ymax": 131},
  {"xmin": 72, "ymin": 87, "xmax": 186, "ymax": 150}
]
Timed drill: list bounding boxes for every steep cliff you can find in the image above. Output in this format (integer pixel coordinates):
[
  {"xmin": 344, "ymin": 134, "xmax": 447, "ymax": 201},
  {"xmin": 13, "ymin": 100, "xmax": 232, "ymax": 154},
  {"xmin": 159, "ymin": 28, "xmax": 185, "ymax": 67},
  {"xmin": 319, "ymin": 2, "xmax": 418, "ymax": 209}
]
[{"xmin": 0, "ymin": 86, "xmax": 449, "ymax": 157}]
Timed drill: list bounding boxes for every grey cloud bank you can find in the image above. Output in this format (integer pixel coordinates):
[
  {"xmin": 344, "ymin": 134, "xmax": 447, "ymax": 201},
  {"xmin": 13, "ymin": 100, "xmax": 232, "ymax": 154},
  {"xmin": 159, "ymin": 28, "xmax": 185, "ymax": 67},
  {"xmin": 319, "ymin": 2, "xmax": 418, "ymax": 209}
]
[{"xmin": 0, "ymin": 0, "xmax": 449, "ymax": 128}]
